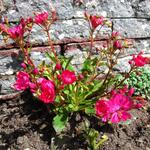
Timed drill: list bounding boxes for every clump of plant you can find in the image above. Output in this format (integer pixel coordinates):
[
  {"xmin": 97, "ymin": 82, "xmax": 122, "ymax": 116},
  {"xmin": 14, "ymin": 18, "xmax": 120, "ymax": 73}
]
[
  {"xmin": 124, "ymin": 67, "xmax": 150, "ymax": 100},
  {"xmin": 0, "ymin": 2, "xmax": 149, "ymax": 149}
]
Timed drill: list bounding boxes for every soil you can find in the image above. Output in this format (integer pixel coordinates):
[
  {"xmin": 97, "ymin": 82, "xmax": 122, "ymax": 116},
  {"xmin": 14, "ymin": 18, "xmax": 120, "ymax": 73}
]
[{"xmin": 0, "ymin": 91, "xmax": 150, "ymax": 150}]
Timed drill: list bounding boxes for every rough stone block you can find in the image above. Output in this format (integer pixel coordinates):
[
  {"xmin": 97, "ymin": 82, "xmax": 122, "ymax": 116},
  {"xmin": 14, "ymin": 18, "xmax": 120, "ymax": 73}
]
[
  {"xmin": 0, "ymin": 19, "xmax": 111, "ymax": 48},
  {"xmin": 0, "ymin": 75, "xmax": 16, "ymax": 95},
  {"xmin": 118, "ymin": 39, "xmax": 150, "ymax": 58},
  {"xmin": 131, "ymin": 0, "xmax": 150, "ymax": 18},
  {"xmin": 0, "ymin": 0, "xmax": 136, "ymax": 21},
  {"xmin": 0, "ymin": 45, "xmax": 61, "ymax": 75},
  {"xmin": 113, "ymin": 19, "xmax": 150, "ymax": 38}
]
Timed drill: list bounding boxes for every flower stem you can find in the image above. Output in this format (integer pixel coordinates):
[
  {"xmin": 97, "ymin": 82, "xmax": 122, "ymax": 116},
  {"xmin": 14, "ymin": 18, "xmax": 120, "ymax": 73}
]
[{"xmin": 46, "ymin": 26, "xmax": 59, "ymax": 63}]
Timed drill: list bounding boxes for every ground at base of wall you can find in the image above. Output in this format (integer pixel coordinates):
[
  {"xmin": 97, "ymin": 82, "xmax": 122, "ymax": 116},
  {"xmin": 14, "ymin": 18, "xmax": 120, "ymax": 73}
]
[{"xmin": 0, "ymin": 92, "xmax": 150, "ymax": 150}]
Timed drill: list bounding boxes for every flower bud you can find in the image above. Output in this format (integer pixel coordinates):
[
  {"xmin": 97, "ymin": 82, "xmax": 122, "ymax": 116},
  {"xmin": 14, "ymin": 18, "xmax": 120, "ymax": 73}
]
[
  {"xmin": 78, "ymin": 74, "xmax": 84, "ymax": 80},
  {"xmin": 57, "ymin": 74, "xmax": 61, "ymax": 80},
  {"xmin": 60, "ymin": 84, "xmax": 65, "ymax": 90},
  {"xmin": 33, "ymin": 68, "xmax": 39, "ymax": 75},
  {"xmin": 112, "ymin": 31, "xmax": 119, "ymax": 39},
  {"xmin": 21, "ymin": 62, "xmax": 27, "ymax": 69},
  {"xmin": 113, "ymin": 40, "xmax": 122, "ymax": 49},
  {"xmin": 55, "ymin": 63, "xmax": 62, "ymax": 70},
  {"xmin": 128, "ymin": 88, "xmax": 134, "ymax": 96}
]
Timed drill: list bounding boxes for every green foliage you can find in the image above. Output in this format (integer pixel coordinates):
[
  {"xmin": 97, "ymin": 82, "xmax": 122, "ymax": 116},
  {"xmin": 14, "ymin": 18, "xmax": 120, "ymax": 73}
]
[
  {"xmin": 83, "ymin": 119, "xmax": 108, "ymax": 150},
  {"xmin": 52, "ymin": 113, "xmax": 68, "ymax": 133},
  {"xmin": 120, "ymin": 67, "xmax": 150, "ymax": 100}
]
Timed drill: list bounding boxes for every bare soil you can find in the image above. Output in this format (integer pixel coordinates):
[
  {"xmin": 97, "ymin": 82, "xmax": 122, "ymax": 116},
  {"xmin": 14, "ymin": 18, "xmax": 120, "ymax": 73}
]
[{"xmin": 0, "ymin": 91, "xmax": 150, "ymax": 150}]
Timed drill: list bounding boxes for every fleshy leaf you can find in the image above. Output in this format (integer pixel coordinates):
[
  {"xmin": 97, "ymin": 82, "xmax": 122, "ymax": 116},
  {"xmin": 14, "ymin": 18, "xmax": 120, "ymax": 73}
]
[{"xmin": 52, "ymin": 114, "xmax": 68, "ymax": 133}]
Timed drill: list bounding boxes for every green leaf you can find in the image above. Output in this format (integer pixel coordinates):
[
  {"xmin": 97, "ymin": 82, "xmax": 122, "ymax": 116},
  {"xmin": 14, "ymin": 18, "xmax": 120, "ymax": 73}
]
[
  {"xmin": 45, "ymin": 52, "xmax": 56, "ymax": 63},
  {"xmin": 63, "ymin": 90, "xmax": 70, "ymax": 95},
  {"xmin": 62, "ymin": 61, "xmax": 74, "ymax": 71},
  {"xmin": 85, "ymin": 107, "xmax": 95, "ymax": 115},
  {"xmin": 43, "ymin": 70, "xmax": 51, "ymax": 79},
  {"xmin": 120, "ymin": 119, "xmax": 133, "ymax": 125},
  {"xmin": 52, "ymin": 114, "xmax": 68, "ymax": 133},
  {"xmin": 55, "ymin": 96, "xmax": 61, "ymax": 103},
  {"xmin": 64, "ymin": 56, "xmax": 74, "ymax": 69},
  {"xmin": 84, "ymin": 81, "xmax": 103, "ymax": 99},
  {"xmin": 82, "ymin": 59, "xmax": 93, "ymax": 72}
]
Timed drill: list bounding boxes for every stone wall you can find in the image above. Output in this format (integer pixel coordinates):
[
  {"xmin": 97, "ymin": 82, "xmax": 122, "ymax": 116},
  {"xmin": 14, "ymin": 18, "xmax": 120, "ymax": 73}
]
[{"xmin": 0, "ymin": 0, "xmax": 150, "ymax": 96}]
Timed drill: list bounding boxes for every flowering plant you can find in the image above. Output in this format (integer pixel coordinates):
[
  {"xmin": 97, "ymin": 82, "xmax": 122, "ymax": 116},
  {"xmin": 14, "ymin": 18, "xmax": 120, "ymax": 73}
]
[{"xmin": 0, "ymin": 6, "xmax": 149, "ymax": 149}]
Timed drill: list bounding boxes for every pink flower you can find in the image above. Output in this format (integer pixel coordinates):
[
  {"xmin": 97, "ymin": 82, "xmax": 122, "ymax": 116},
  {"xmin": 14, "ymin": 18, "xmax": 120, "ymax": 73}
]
[
  {"xmin": 29, "ymin": 82, "xmax": 37, "ymax": 93},
  {"xmin": 37, "ymin": 77, "xmax": 45, "ymax": 84},
  {"xmin": 34, "ymin": 12, "xmax": 49, "ymax": 25},
  {"xmin": 61, "ymin": 70, "xmax": 76, "ymax": 85},
  {"xmin": 96, "ymin": 87, "xmax": 136, "ymax": 123},
  {"xmin": 108, "ymin": 93, "xmax": 133, "ymax": 123},
  {"xmin": 14, "ymin": 71, "xmax": 30, "ymax": 90},
  {"xmin": 96, "ymin": 100, "xmax": 110, "ymax": 122},
  {"xmin": 8, "ymin": 24, "xmax": 24, "ymax": 39},
  {"xmin": 90, "ymin": 15, "xmax": 104, "ymax": 30},
  {"xmin": 38, "ymin": 78, "xmax": 55, "ymax": 103},
  {"xmin": 113, "ymin": 40, "xmax": 122, "ymax": 49},
  {"xmin": 129, "ymin": 52, "xmax": 148, "ymax": 67}
]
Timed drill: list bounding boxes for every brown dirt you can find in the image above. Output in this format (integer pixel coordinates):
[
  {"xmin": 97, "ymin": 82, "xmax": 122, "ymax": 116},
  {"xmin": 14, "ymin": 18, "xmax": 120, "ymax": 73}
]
[{"xmin": 0, "ymin": 91, "xmax": 150, "ymax": 150}]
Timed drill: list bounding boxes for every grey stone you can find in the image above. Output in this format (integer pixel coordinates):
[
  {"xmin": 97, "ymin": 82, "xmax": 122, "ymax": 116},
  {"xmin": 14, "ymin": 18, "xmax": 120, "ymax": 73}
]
[
  {"xmin": 1, "ymin": 0, "xmax": 52, "ymax": 22},
  {"xmin": 131, "ymin": 0, "xmax": 150, "ymax": 18},
  {"xmin": 0, "ymin": 19, "xmax": 111, "ymax": 48},
  {"xmin": 65, "ymin": 48, "xmax": 87, "ymax": 65},
  {"xmin": 31, "ymin": 19, "xmax": 111, "ymax": 43},
  {"xmin": 0, "ymin": 55, "xmax": 20, "ymax": 75},
  {"xmin": 127, "ymin": 39, "xmax": 150, "ymax": 55},
  {"xmin": 0, "ymin": 0, "xmax": 136, "ymax": 21},
  {"xmin": 82, "ymin": 0, "xmax": 134, "ymax": 18},
  {"xmin": 0, "ymin": 75, "xmax": 16, "ymax": 94},
  {"xmin": 119, "ymin": 39, "xmax": 150, "ymax": 58},
  {"xmin": 113, "ymin": 19, "xmax": 150, "ymax": 38}
]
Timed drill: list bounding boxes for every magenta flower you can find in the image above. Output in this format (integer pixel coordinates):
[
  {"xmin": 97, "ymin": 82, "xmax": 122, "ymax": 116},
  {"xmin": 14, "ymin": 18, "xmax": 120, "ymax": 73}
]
[
  {"xmin": 90, "ymin": 15, "xmax": 104, "ymax": 30},
  {"xmin": 13, "ymin": 71, "xmax": 30, "ymax": 91},
  {"xmin": 129, "ymin": 52, "xmax": 148, "ymax": 67},
  {"xmin": 38, "ymin": 78, "xmax": 55, "ymax": 103},
  {"xmin": 8, "ymin": 24, "xmax": 24, "ymax": 39},
  {"xmin": 96, "ymin": 87, "xmax": 136, "ymax": 123},
  {"xmin": 34, "ymin": 12, "xmax": 49, "ymax": 25},
  {"xmin": 96, "ymin": 100, "xmax": 110, "ymax": 122},
  {"xmin": 29, "ymin": 82, "xmax": 37, "ymax": 93},
  {"xmin": 61, "ymin": 70, "xmax": 76, "ymax": 85},
  {"xmin": 108, "ymin": 93, "xmax": 133, "ymax": 123}
]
